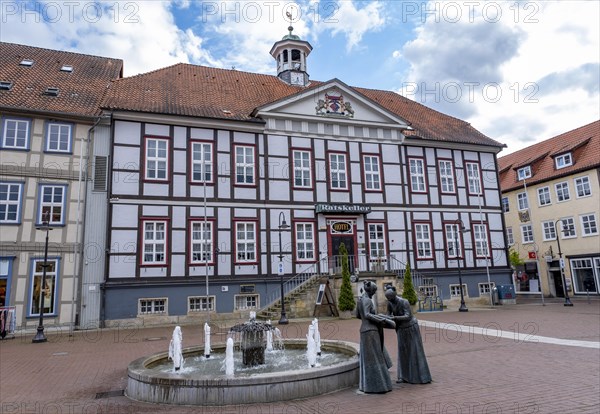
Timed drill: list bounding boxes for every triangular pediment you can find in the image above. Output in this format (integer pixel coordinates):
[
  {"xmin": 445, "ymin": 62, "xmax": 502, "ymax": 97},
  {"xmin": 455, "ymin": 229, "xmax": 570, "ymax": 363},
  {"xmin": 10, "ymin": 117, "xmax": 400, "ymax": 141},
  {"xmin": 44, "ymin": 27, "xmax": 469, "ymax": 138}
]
[{"xmin": 253, "ymin": 79, "xmax": 411, "ymax": 129}]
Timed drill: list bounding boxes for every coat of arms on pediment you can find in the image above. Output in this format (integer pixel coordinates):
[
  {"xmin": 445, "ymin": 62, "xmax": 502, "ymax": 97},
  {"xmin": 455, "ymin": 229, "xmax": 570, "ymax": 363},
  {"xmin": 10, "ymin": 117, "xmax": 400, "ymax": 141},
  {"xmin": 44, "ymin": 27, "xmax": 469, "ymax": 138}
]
[{"xmin": 315, "ymin": 92, "xmax": 354, "ymax": 118}]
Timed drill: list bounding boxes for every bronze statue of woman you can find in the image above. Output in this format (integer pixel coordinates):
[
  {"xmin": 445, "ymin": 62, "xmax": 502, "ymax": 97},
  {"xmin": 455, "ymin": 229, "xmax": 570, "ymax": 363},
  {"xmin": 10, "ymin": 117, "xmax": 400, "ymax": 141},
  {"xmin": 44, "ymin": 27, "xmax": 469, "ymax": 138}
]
[
  {"xmin": 385, "ymin": 287, "xmax": 432, "ymax": 384},
  {"xmin": 356, "ymin": 281, "xmax": 395, "ymax": 393}
]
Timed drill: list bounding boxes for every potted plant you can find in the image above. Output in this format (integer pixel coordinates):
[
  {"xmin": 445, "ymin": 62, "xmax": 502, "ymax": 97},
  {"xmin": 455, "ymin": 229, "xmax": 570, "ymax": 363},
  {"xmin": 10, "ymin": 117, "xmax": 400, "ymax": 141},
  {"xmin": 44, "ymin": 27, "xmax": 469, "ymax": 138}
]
[
  {"xmin": 337, "ymin": 243, "xmax": 356, "ymax": 318},
  {"xmin": 402, "ymin": 263, "xmax": 418, "ymax": 307}
]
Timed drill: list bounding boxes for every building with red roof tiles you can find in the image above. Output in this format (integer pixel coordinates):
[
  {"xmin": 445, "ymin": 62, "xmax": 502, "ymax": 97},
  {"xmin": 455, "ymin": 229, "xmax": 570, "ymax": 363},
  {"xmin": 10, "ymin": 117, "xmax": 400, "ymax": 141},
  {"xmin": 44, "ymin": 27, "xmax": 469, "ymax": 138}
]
[
  {"xmin": 499, "ymin": 120, "xmax": 600, "ymax": 298},
  {"xmin": 0, "ymin": 42, "xmax": 123, "ymax": 333},
  {"xmin": 94, "ymin": 27, "xmax": 512, "ymax": 326}
]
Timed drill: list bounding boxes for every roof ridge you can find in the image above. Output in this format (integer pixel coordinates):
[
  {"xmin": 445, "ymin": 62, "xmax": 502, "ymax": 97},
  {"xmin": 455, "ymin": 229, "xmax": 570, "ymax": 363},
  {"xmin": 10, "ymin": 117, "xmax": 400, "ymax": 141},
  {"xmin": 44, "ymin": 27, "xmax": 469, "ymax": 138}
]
[{"xmin": 0, "ymin": 41, "xmax": 122, "ymax": 63}]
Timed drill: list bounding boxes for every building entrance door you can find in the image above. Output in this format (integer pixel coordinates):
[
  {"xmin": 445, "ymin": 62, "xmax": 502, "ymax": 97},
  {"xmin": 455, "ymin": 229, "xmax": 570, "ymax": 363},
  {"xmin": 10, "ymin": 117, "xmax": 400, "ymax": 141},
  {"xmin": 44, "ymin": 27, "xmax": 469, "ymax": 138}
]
[
  {"xmin": 330, "ymin": 235, "xmax": 356, "ymax": 273},
  {"xmin": 327, "ymin": 219, "xmax": 357, "ymax": 274},
  {"xmin": 550, "ymin": 269, "xmax": 565, "ymax": 297}
]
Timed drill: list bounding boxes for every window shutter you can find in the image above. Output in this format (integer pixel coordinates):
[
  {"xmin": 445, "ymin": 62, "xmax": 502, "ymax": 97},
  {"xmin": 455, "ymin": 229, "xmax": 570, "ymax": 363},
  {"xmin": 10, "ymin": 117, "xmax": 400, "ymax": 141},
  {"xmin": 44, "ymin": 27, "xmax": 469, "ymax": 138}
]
[{"xmin": 93, "ymin": 156, "xmax": 108, "ymax": 191}]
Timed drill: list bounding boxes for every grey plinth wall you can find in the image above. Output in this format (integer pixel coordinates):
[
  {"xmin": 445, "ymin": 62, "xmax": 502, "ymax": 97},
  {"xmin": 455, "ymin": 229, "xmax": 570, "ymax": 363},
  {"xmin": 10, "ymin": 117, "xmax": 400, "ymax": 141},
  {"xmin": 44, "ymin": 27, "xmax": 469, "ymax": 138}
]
[{"xmin": 126, "ymin": 340, "xmax": 359, "ymax": 406}]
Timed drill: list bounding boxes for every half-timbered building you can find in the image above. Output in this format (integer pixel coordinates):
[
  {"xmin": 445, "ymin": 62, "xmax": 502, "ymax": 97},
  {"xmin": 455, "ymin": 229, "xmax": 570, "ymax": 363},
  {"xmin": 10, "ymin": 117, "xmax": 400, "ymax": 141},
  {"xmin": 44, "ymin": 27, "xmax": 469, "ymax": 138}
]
[
  {"xmin": 0, "ymin": 42, "xmax": 122, "ymax": 330},
  {"xmin": 97, "ymin": 30, "xmax": 511, "ymax": 324}
]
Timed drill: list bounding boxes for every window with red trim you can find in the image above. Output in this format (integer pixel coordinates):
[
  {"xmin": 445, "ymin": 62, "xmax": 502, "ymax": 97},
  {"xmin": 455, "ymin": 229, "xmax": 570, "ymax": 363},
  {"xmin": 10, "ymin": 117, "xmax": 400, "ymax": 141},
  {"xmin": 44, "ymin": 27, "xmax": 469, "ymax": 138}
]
[
  {"xmin": 144, "ymin": 137, "xmax": 169, "ymax": 181},
  {"xmin": 363, "ymin": 155, "xmax": 382, "ymax": 191}
]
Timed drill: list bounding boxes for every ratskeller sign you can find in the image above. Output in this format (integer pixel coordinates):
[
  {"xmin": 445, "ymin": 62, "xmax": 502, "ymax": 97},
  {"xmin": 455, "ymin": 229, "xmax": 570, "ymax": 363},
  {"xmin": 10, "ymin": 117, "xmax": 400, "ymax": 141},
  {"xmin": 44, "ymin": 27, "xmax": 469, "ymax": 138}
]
[{"xmin": 315, "ymin": 203, "xmax": 371, "ymax": 214}]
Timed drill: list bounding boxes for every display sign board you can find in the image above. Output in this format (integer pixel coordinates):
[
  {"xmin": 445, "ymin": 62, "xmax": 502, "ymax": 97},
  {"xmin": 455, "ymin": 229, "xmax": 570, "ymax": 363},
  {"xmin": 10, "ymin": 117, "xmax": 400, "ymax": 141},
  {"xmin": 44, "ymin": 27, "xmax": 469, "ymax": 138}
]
[
  {"xmin": 278, "ymin": 262, "xmax": 284, "ymax": 276},
  {"xmin": 528, "ymin": 251, "xmax": 537, "ymax": 259},
  {"xmin": 315, "ymin": 203, "xmax": 371, "ymax": 215},
  {"xmin": 316, "ymin": 284, "xmax": 326, "ymax": 305},
  {"xmin": 331, "ymin": 221, "xmax": 352, "ymax": 234}
]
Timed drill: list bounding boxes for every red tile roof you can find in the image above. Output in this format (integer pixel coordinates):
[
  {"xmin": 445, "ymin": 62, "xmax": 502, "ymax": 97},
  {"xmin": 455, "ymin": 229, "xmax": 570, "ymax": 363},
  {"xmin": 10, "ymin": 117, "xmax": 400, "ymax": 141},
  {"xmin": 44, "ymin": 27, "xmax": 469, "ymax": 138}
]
[
  {"xmin": 498, "ymin": 120, "xmax": 600, "ymax": 192},
  {"xmin": 102, "ymin": 63, "xmax": 504, "ymax": 148},
  {"xmin": 0, "ymin": 42, "xmax": 123, "ymax": 119}
]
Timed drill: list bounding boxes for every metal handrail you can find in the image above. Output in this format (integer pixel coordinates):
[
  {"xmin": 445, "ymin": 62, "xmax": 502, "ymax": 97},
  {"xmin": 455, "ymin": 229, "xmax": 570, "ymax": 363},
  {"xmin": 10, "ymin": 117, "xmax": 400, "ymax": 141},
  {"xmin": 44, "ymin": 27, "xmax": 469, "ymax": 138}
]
[{"xmin": 260, "ymin": 254, "xmax": 431, "ymax": 314}]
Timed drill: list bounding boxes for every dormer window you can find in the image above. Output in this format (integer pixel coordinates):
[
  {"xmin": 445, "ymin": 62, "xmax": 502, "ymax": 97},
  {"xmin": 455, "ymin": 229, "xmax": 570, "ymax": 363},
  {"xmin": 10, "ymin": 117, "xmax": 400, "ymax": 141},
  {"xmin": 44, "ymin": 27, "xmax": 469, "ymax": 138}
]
[
  {"xmin": 517, "ymin": 165, "xmax": 532, "ymax": 181},
  {"xmin": 555, "ymin": 153, "xmax": 573, "ymax": 169},
  {"xmin": 0, "ymin": 81, "xmax": 13, "ymax": 91},
  {"xmin": 44, "ymin": 87, "xmax": 59, "ymax": 97},
  {"xmin": 20, "ymin": 59, "xmax": 34, "ymax": 67}
]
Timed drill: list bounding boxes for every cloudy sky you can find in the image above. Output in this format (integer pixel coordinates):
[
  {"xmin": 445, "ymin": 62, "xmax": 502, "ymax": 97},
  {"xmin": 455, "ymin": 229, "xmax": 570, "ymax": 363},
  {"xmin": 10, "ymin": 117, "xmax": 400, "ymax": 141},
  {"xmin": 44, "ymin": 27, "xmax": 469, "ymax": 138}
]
[{"xmin": 1, "ymin": 0, "xmax": 598, "ymax": 154}]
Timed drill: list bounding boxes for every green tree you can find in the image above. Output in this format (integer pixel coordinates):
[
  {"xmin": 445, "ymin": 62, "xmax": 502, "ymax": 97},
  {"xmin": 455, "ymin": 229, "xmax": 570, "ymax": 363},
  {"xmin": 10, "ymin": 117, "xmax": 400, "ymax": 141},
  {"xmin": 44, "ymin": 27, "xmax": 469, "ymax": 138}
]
[
  {"xmin": 337, "ymin": 243, "xmax": 356, "ymax": 312},
  {"xmin": 402, "ymin": 263, "xmax": 418, "ymax": 305},
  {"xmin": 509, "ymin": 247, "xmax": 524, "ymax": 269}
]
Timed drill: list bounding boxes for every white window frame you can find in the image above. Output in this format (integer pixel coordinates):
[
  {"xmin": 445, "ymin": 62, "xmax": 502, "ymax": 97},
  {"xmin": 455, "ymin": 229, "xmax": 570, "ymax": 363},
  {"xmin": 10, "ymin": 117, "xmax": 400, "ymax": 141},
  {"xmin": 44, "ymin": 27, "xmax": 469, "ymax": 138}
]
[
  {"xmin": 449, "ymin": 284, "xmax": 468, "ymax": 297},
  {"xmin": 444, "ymin": 223, "xmax": 462, "ymax": 258},
  {"xmin": 517, "ymin": 165, "xmax": 531, "ymax": 180},
  {"xmin": 235, "ymin": 221, "xmax": 257, "ymax": 263},
  {"xmin": 542, "ymin": 220, "xmax": 556, "ymax": 241},
  {"xmin": 145, "ymin": 137, "xmax": 169, "ymax": 181},
  {"xmin": 139, "ymin": 298, "xmax": 167, "ymax": 315},
  {"xmin": 409, "ymin": 158, "xmax": 426, "ymax": 193},
  {"xmin": 329, "ymin": 153, "xmax": 348, "ymax": 190},
  {"xmin": 574, "ymin": 176, "xmax": 591, "ymax": 198},
  {"xmin": 188, "ymin": 296, "xmax": 215, "ymax": 312},
  {"xmin": 363, "ymin": 155, "xmax": 382, "ymax": 191},
  {"xmin": 191, "ymin": 141, "xmax": 213, "ymax": 183},
  {"xmin": 418, "ymin": 284, "xmax": 439, "ymax": 298},
  {"xmin": 560, "ymin": 217, "xmax": 577, "ymax": 239},
  {"xmin": 38, "ymin": 184, "xmax": 67, "ymax": 226},
  {"xmin": 45, "ymin": 122, "xmax": 72, "ymax": 153},
  {"xmin": 438, "ymin": 160, "xmax": 455, "ymax": 193},
  {"xmin": 292, "ymin": 150, "xmax": 312, "ymax": 188},
  {"xmin": 506, "ymin": 227, "xmax": 514, "ymax": 246},
  {"xmin": 473, "ymin": 223, "xmax": 490, "ymax": 258},
  {"xmin": 234, "ymin": 294, "xmax": 259, "ymax": 310},
  {"xmin": 190, "ymin": 220, "xmax": 213, "ymax": 264},
  {"xmin": 29, "ymin": 258, "xmax": 59, "ymax": 316},
  {"xmin": 235, "ymin": 145, "xmax": 255, "ymax": 185},
  {"xmin": 142, "ymin": 220, "xmax": 167, "ymax": 265},
  {"xmin": 501, "ymin": 197, "xmax": 509, "ymax": 213},
  {"xmin": 555, "ymin": 181, "xmax": 570, "ymax": 202},
  {"xmin": 1, "ymin": 118, "xmax": 30, "ymax": 149},
  {"xmin": 295, "ymin": 222, "xmax": 316, "ymax": 261},
  {"xmin": 555, "ymin": 153, "xmax": 572, "ymax": 169},
  {"xmin": 414, "ymin": 223, "xmax": 433, "ymax": 259},
  {"xmin": 517, "ymin": 192, "xmax": 529, "ymax": 210},
  {"xmin": 0, "ymin": 182, "xmax": 23, "ymax": 223},
  {"xmin": 466, "ymin": 162, "xmax": 482, "ymax": 194},
  {"xmin": 521, "ymin": 224, "xmax": 534, "ymax": 244},
  {"xmin": 580, "ymin": 214, "xmax": 598, "ymax": 236},
  {"xmin": 537, "ymin": 186, "xmax": 551, "ymax": 206},
  {"xmin": 478, "ymin": 282, "xmax": 496, "ymax": 295},
  {"xmin": 367, "ymin": 223, "xmax": 387, "ymax": 259}
]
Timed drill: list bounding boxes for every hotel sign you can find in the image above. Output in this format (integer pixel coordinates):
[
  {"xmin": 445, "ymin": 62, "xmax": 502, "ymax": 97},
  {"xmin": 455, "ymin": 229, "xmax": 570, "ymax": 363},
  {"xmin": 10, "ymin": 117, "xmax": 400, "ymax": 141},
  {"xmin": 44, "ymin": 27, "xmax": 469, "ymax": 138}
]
[{"xmin": 315, "ymin": 203, "xmax": 371, "ymax": 215}]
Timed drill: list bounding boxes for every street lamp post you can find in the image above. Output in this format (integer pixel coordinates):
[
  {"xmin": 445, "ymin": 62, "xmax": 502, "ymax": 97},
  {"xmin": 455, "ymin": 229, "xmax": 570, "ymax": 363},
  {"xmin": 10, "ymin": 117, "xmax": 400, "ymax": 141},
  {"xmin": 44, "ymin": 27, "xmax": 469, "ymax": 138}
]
[
  {"xmin": 33, "ymin": 211, "xmax": 53, "ymax": 343},
  {"xmin": 278, "ymin": 212, "xmax": 290, "ymax": 325},
  {"xmin": 454, "ymin": 220, "xmax": 468, "ymax": 312},
  {"xmin": 554, "ymin": 220, "xmax": 574, "ymax": 307}
]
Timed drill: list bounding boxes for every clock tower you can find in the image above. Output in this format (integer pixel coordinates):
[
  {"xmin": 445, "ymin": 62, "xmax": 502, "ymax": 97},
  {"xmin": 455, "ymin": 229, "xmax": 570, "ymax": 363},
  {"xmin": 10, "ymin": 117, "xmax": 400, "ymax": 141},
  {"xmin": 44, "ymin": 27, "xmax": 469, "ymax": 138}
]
[{"xmin": 270, "ymin": 24, "xmax": 312, "ymax": 87}]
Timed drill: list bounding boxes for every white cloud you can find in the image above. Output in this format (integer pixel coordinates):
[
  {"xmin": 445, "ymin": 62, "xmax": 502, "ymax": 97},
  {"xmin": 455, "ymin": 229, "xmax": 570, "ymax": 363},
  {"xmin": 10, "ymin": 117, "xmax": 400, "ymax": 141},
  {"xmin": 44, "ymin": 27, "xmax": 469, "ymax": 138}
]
[
  {"xmin": 396, "ymin": 0, "xmax": 600, "ymax": 153},
  {"xmin": 314, "ymin": 1, "xmax": 386, "ymax": 52},
  {"xmin": 0, "ymin": 1, "xmax": 218, "ymax": 76},
  {"xmin": 392, "ymin": 50, "xmax": 401, "ymax": 59}
]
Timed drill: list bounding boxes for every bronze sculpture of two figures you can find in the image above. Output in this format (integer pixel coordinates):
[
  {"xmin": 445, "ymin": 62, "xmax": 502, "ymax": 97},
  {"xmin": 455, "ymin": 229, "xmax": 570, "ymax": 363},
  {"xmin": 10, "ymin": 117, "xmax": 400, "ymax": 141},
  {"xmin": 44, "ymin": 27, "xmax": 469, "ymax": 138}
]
[{"xmin": 356, "ymin": 282, "xmax": 431, "ymax": 394}]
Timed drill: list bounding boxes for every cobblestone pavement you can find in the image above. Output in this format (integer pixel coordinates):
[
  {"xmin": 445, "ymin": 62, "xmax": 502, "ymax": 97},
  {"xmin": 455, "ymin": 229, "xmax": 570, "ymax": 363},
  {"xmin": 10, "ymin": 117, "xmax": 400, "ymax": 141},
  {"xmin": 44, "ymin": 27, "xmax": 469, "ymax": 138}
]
[{"xmin": 1, "ymin": 297, "xmax": 599, "ymax": 414}]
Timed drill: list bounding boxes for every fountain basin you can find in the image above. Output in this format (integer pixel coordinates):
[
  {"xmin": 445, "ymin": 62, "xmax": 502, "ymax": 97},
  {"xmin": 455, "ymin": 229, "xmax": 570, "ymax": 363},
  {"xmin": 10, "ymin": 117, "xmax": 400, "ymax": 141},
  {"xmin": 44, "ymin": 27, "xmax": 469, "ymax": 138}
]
[{"xmin": 126, "ymin": 339, "xmax": 359, "ymax": 406}]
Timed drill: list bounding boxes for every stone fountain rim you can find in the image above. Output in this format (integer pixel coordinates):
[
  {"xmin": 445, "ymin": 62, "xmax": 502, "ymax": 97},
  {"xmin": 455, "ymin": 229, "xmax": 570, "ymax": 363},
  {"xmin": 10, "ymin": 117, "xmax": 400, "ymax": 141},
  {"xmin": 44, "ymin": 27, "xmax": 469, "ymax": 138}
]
[{"xmin": 127, "ymin": 339, "xmax": 359, "ymax": 387}]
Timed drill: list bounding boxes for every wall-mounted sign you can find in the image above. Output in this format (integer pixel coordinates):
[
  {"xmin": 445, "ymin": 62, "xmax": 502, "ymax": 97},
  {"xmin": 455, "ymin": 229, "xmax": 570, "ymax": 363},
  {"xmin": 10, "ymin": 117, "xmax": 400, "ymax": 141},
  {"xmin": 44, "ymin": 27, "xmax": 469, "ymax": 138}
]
[
  {"xmin": 331, "ymin": 221, "xmax": 352, "ymax": 234},
  {"xmin": 315, "ymin": 203, "xmax": 371, "ymax": 215}
]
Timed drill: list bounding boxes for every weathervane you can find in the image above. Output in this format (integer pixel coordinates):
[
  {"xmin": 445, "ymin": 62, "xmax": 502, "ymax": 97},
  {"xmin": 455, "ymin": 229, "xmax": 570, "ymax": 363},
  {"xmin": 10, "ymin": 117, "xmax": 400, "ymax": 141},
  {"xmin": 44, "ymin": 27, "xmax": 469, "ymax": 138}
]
[{"xmin": 286, "ymin": 10, "xmax": 294, "ymax": 35}]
